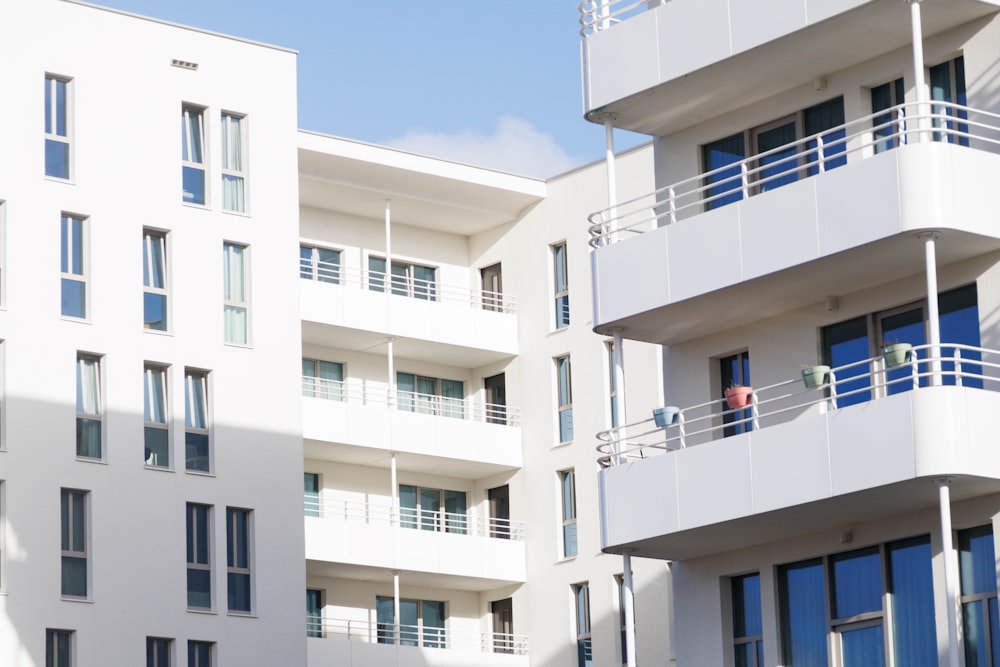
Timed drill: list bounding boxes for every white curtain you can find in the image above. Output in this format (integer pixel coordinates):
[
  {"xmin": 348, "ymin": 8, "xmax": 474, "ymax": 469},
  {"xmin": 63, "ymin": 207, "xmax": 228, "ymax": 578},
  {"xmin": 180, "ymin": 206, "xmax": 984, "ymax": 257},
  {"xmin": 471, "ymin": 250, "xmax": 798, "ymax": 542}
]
[
  {"xmin": 224, "ymin": 244, "xmax": 248, "ymax": 343},
  {"xmin": 185, "ymin": 372, "xmax": 207, "ymax": 429},
  {"xmin": 144, "ymin": 366, "xmax": 166, "ymax": 423},
  {"xmin": 76, "ymin": 357, "xmax": 99, "ymax": 415}
]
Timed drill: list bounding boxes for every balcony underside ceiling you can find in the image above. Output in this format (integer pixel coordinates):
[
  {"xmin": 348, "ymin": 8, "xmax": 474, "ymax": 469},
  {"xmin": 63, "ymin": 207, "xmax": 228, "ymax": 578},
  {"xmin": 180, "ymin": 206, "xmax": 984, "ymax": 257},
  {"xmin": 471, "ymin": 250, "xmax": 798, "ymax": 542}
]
[
  {"xmin": 304, "ymin": 439, "xmax": 520, "ymax": 479},
  {"xmin": 597, "ymin": 230, "xmax": 1000, "ymax": 345},
  {"xmin": 306, "ymin": 559, "xmax": 523, "ymax": 592},
  {"xmin": 591, "ymin": 0, "xmax": 999, "ymax": 136},
  {"xmin": 605, "ymin": 474, "xmax": 1000, "ymax": 561}
]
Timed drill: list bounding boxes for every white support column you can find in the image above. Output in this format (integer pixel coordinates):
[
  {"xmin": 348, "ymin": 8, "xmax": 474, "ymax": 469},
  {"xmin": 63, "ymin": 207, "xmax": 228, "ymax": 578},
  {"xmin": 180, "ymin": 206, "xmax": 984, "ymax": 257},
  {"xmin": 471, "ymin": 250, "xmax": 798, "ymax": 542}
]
[
  {"xmin": 938, "ymin": 479, "xmax": 960, "ymax": 667},
  {"xmin": 387, "ymin": 337, "xmax": 395, "ymax": 407},
  {"xmin": 622, "ymin": 551, "xmax": 637, "ymax": 667},
  {"xmin": 612, "ymin": 327, "xmax": 627, "ymax": 428},
  {"xmin": 393, "ymin": 571, "xmax": 401, "ymax": 646},
  {"xmin": 385, "ymin": 199, "xmax": 392, "ymax": 271},
  {"xmin": 921, "ymin": 232, "xmax": 942, "ymax": 385},
  {"xmin": 908, "ymin": 0, "xmax": 929, "ymax": 141},
  {"xmin": 390, "ymin": 452, "xmax": 398, "ymax": 526},
  {"xmin": 604, "ymin": 116, "xmax": 618, "ymax": 244}
]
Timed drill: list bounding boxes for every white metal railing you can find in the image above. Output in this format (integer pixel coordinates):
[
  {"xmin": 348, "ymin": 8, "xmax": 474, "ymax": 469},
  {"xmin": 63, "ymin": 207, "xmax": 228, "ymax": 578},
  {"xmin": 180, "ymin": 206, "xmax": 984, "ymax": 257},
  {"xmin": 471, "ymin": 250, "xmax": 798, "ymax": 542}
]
[
  {"xmin": 308, "ymin": 618, "xmax": 530, "ymax": 655},
  {"xmin": 300, "ymin": 259, "xmax": 517, "ymax": 313},
  {"xmin": 578, "ymin": 0, "xmax": 660, "ymax": 36},
  {"xmin": 303, "ymin": 497, "xmax": 526, "ymax": 541},
  {"xmin": 588, "ymin": 101, "xmax": 985, "ymax": 247},
  {"xmin": 301, "ymin": 376, "xmax": 521, "ymax": 427},
  {"xmin": 597, "ymin": 343, "xmax": 994, "ymax": 466}
]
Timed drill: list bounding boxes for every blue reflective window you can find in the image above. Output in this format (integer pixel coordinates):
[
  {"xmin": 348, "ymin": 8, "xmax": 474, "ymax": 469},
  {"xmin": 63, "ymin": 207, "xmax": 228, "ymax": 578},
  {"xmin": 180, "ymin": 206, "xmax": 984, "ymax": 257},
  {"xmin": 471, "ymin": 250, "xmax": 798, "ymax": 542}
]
[
  {"xmin": 871, "ymin": 78, "xmax": 905, "ymax": 154},
  {"xmin": 703, "ymin": 134, "xmax": 746, "ymax": 210},
  {"xmin": 733, "ymin": 573, "xmax": 763, "ymax": 666},
  {"xmin": 780, "ymin": 558, "xmax": 829, "ymax": 666},
  {"xmin": 888, "ymin": 535, "xmax": 936, "ymax": 666},
  {"xmin": 831, "ymin": 546, "xmax": 882, "ymax": 619},
  {"xmin": 960, "ymin": 525, "xmax": 997, "ymax": 596},
  {"xmin": 755, "ymin": 121, "xmax": 798, "ymax": 192},
  {"xmin": 960, "ymin": 525, "xmax": 999, "ymax": 667},
  {"xmin": 805, "ymin": 97, "xmax": 846, "ymax": 175},
  {"xmin": 823, "ymin": 316, "xmax": 871, "ymax": 407},
  {"xmin": 840, "ymin": 624, "xmax": 884, "ymax": 667},
  {"xmin": 940, "ymin": 284, "xmax": 982, "ymax": 388},
  {"xmin": 721, "ymin": 352, "xmax": 751, "ymax": 436}
]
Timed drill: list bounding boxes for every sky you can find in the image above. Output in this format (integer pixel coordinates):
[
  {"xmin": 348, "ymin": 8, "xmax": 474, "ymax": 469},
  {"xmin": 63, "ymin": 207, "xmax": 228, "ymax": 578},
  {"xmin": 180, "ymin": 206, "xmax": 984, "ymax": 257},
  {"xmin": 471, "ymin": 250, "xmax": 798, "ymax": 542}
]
[{"xmin": 90, "ymin": 0, "xmax": 647, "ymax": 178}]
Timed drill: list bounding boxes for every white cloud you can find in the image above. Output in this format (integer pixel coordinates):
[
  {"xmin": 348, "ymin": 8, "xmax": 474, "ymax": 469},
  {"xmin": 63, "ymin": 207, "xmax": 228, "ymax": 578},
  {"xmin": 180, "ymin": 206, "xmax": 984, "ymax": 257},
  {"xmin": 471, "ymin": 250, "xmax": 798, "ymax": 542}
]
[{"xmin": 385, "ymin": 117, "xmax": 580, "ymax": 179}]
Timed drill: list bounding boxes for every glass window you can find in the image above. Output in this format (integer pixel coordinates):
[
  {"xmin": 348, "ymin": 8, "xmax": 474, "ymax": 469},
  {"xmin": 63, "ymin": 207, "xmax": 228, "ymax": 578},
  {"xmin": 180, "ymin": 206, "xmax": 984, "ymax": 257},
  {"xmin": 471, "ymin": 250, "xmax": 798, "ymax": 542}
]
[
  {"xmin": 481, "ymin": 263, "xmax": 503, "ymax": 311},
  {"xmin": 753, "ymin": 118, "xmax": 798, "ymax": 192},
  {"xmin": 223, "ymin": 243, "xmax": 249, "ymax": 344},
  {"xmin": 143, "ymin": 364, "xmax": 169, "ymax": 467},
  {"xmin": 60, "ymin": 489, "xmax": 87, "ymax": 598},
  {"xmin": 721, "ymin": 352, "xmax": 751, "ymax": 436},
  {"xmin": 75, "ymin": 354, "xmax": 101, "ymax": 459},
  {"xmin": 184, "ymin": 369, "xmax": 210, "ymax": 472},
  {"xmin": 732, "ymin": 573, "xmax": 763, "ymax": 667},
  {"xmin": 871, "ymin": 78, "xmax": 905, "ymax": 154},
  {"xmin": 805, "ymin": 97, "xmax": 846, "ymax": 174},
  {"xmin": 368, "ymin": 256, "xmax": 437, "ymax": 300},
  {"xmin": 556, "ymin": 355, "xmax": 573, "ymax": 442},
  {"xmin": 45, "ymin": 75, "xmax": 72, "ymax": 179},
  {"xmin": 181, "ymin": 104, "xmax": 206, "ymax": 205},
  {"xmin": 553, "ymin": 242, "xmax": 570, "ymax": 328},
  {"xmin": 304, "ymin": 473, "xmax": 320, "ymax": 518},
  {"xmin": 186, "ymin": 503, "xmax": 211, "ymax": 609},
  {"xmin": 887, "ymin": 535, "xmax": 936, "ymax": 666},
  {"xmin": 299, "ymin": 245, "xmax": 341, "ymax": 284},
  {"xmin": 779, "ymin": 558, "xmax": 827, "ymax": 666},
  {"xmin": 187, "ymin": 641, "xmax": 212, "ymax": 667},
  {"xmin": 146, "ymin": 637, "xmax": 171, "ymax": 667},
  {"xmin": 560, "ymin": 470, "xmax": 578, "ymax": 558},
  {"xmin": 61, "ymin": 214, "xmax": 87, "ymax": 319},
  {"xmin": 143, "ymin": 230, "xmax": 168, "ymax": 331},
  {"xmin": 702, "ymin": 133, "xmax": 746, "ymax": 210},
  {"xmin": 395, "ymin": 372, "xmax": 464, "ymax": 418},
  {"xmin": 822, "ymin": 316, "xmax": 872, "ymax": 407},
  {"xmin": 375, "ymin": 595, "xmax": 446, "ymax": 647},
  {"xmin": 930, "ymin": 57, "xmax": 968, "ymax": 146},
  {"xmin": 302, "ymin": 359, "xmax": 343, "ymax": 401},
  {"xmin": 573, "ymin": 583, "xmax": 592, "ymax": 667},
  {"xmin": 306, "ymin": 589, "xmax": 324, "ymax": 638},
  {"xmin": 398, "ymin": 485, "xmax": 467, "ymax": 534},
  {"xmin": 46, "ymin": 629, "xmax": 73, "ymax": 667},
  {"xmin": 226, "ymin": 508, "xmax": 252, "ymax": 613},
  {"xmin": 607, "ymin": 342, "xmax": 619, "ymax": 428},
  {"xmin": 221, "ymin": 112, "xmax": 246, "ymax": 212},
  {"xmin": 959, "ymin": 525, "xmax": 1000, "ymax": 667}
]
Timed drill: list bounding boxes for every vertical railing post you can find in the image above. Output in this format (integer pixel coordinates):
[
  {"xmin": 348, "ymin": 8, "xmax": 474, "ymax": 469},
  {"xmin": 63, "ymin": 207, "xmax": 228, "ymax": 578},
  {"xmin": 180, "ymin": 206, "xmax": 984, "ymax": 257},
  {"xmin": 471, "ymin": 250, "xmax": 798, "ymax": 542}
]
[
  {"xmin": 741, "ymin": 162, "xmax": 750, "ymax": 200},
  {"xmin": 668, "ymin": 186, "xmax": 677, "ymax": 225},
  {"xmin": 751, "ymin": 392, "xmax": 761, "ymax": 431},
  {"xmin": 955, "ymin": 349, "xmax": 963, "ymax": 387},
  {"xmin": 816, "ymin": 134, "xmax": 826, "ymax": 174},
  {"xmin": 677, "ymin": 412, "xmax": 686, "ymax": 449}
]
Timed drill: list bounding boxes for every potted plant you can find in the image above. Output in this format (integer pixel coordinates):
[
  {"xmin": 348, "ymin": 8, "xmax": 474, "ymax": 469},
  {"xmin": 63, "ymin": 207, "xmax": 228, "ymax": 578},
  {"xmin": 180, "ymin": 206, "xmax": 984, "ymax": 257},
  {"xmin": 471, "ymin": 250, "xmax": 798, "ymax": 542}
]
[
  {"xmin": 882, "ymin": 340, "xmax": 913, "ymax": 368},
  {"xmin": 652, "ymin": 406, "xmax": 680, "ymax": 427},
  {"xmin": 801, "ymin": 364, "xmax": 831, "ymax": 389},
  {"xmin": 724, "ymin": 383, "xmax": 753, "ymax": 410}
]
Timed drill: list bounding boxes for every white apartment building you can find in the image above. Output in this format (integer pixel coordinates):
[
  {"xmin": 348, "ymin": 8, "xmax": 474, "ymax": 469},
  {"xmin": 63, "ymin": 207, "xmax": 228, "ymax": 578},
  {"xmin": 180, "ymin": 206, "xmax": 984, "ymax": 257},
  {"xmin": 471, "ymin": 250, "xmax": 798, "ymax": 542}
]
[
  {"xmin": 583, "ymin": 0, "xmax": 1000, "ymax": 665},
  {"xmin": 0, "ymin": 1, "xmax": 675, "ymax": 666}
]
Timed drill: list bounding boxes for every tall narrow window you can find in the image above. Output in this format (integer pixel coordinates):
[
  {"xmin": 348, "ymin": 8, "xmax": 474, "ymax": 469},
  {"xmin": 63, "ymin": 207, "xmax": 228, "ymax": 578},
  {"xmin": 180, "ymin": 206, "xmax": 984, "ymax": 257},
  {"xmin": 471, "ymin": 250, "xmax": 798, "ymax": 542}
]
[
  {"xmin": 559, "ymin": 470, "xmax": 578, "ymax": 558},
  {"xmin": 45, "ymin": 75, "xmax": 72, "ymax": 179},
  {"xmin": 143, "ymin": 364, "xmax": 169, "ymax": 467},
  {"xmin": 556, "ymin": 355, "xmax": 573, "ymax": 442},
  {"xmin": 606, "ymin": 341, "xmax": 618, "ymax": 428},
  {"xmin": 887, "ymin": 535, "xmax": 936, "ymax": 665},
  {"xmin": 60, "ymin": 489, "xmax": 87, "ymax": 598},
  {"xmin": 184, "ymin": 369, "xmax": 210, "ymax": 473},
  {"xmin": 702, "ymin": 133, "xmax": 746, "ymax": 210},
  {"xmin": 186, "ymin": 503, "xmax": 211, "ymax": 609},
  {"xmin": 732, "ymin": 573, "xmax": 763, "ymax": 667},
  {"xmin": 959, "ymin": 525, "xmax": 999, "ymax": 666},
  {"xmin": 181, "ymin": 104, "xmax": 206, "ymax": 205},
  {"xmin": 481, "ymin": 263, "xmax": 503, "ymax": 311},
  {"xmin": 223, "ymin": 243, "xmax": 249, "ymax": 344},
  {"xmin": 930, "ymin": 57, "xmax": 968, "ymax": 146},
  {"xmin": 221, "ymin": 112, "xmax": 246, "ymax": 212},
  {"xmin": 753, "ymin": 117, "xmax": 798, "ymax": 192},
  {"xmin": 299, "ymin": 245, "xmax": 341, "ymax": 284},
  {"xmin": 187, "ymin": 641, "xmax": 213, "ymax": 667},
  {"xmin": 75, "ymin": 354, "xmax": 101, "ymax": 459},
  {"xmin": 61, "ymin": 214, "xmax": 87, "ymax": 319},
  {"xmin": 721, "ymin": 352, "xmax": 751, "ymax": 437},
  {"xmin": 778, "ymin": 558, "xmax": 826, "ymax": 666},
  {"xmin": 146, "ymin": 637, "xmax": 172, "ymax": 667},
  {"xmin": 304, "ymin": 473, "xmax": 320, "ymax": 518},
  {"xmin": 142, "ymin": 230, "xmax": 168, "ymax": 331},
  {"xmin": 573, "ymin": 583, "xmax": 592, "ymax": 667},
  {"xmin": 306, "ymin": 589, "xmax": 324, "ymax": 638},
  {"xmin": 46, "ymin": 629, "xmax": 74, "ymax": 667},
  {"xmin": 302, "ymin": 359, "xmax": 344, "ymax": 401},
  {"xmin": 552, "ymin": 242, "xmax": 570, "ymax": 328},
  {"xmin": 871, "ymin": 78, "xmax": 905, "ymax": 154},
  {"xmin": 226, "ymin": 508, "xmax": 252, "ymax": 613},
  {"xmin": 804, "ymin": 97, "xmax": 846, "ymax": 174},
  {"xmin": 0, "ymin": 200, "xmax": 6, "ymax": 306}
]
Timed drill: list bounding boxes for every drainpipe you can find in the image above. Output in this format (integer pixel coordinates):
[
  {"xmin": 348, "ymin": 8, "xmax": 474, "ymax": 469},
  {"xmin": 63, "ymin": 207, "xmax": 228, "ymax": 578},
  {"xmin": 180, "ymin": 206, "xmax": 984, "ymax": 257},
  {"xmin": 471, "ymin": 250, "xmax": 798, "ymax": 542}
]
[
  {"xmin": 908, "ymin": 0, "xmax": 929, "ymax": 142},
  {"xmin": 623, "ymin": 551, "xmax": 637, "ymax": 667},
  {"xmin": 937, "ymin": 479, "xmax": 960, "ymax": 667},
  {"xmin": 920, "ymin": 232, "xmax": 942, "ymax": 385}
]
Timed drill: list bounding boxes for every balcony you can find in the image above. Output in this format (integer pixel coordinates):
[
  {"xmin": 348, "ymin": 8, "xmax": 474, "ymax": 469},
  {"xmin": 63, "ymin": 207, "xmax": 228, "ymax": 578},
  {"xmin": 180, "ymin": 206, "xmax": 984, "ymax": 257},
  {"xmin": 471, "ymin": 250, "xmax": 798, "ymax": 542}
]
[
  {"xmin": 589, "ymin": 103, "xmax": 1000, "ymax": 343},
  {"xmin": 304, "ymin": 499, "xmax": 526, "ymax": 586},
  {"xmin": 302, "ymin": 379, "xmax": 521, "ymax": 475},
  {"xmin": 579, "ymin": 0, "xmax": 999, "ymax": 133},
  {"xmin": 301, "ymin": 261, "xmax": 517, "ymax": 367},
  {"xmin": 597, "ymin": 345, "xmax": 1000, "ymax": 560}
]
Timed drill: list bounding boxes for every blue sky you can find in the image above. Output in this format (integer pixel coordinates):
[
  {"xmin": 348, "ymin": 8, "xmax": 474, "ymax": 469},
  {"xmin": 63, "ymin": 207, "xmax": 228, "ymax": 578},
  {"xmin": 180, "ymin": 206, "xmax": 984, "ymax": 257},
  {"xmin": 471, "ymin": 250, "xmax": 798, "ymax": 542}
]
[{"xmin": 91, "ymin": 0, "xmax": 646, "ymax": 178}]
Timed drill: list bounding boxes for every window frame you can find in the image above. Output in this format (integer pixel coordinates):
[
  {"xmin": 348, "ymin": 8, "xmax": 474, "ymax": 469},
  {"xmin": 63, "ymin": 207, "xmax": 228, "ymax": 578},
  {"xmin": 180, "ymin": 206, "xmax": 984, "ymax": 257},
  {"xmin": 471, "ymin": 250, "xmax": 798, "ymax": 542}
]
[
  {"xmin": 559, "ymin": 469, "xmax": 578, "ymax": 558},
  {"xmin": 367, "ymin": 255, "xmax": 437, "ymax": 300},
  {"xmin": 44, "ymin": 74, "xmax": 73, "ymax": 180},
  {"xmin": 181, "ymin": 103, "xmax": 207, "ymax": 206},
  {"xmin": 184, "ymin": 369, "xmax": 211, "ymax": 473},
  {"xmin": 398, "ymin": 484, "xmax": 468, "ymax": 534},
  {"xmin": 223, "ymin": 242, "xmax": 250, "ymax": 345},
  {"xmin": 143, "ymin": 363, "xmax": 170, "ymax": 468},
  {"xmin": 187, "ymin": 640, "xmax": 213, "ymax": 667},
  {"xmin": 142, "ymin": 229, "xmax": 169, "ymax": 332},
  {"xmin": 186, "ymin": 503, "xmax": 212, "ymax": 610},
  {"xmin": 60, "ymin": 213, "xmax": 89, "ymax": 320},
  {"xmin": 395, "ymin": 371, "xmax": 464, "ymax": 418},
  {"xmin": 573, "ymin": 582, "xmax": 592, "ymax": 667},
  {"xmin": 220, "ymin": 111, "xmax": 247, "ymax": 213},
  {"xmin": 60, "ymin": 488, "xmax": 88, "ymax": 599},
  {"xmin": 146, "ymin": 637, "xmax": 172, "ymax": 667},
  {"xmin": 731, "ymin": 572, "xmax": 764, "ymax": 667},
  {"xmin": 552, "ymin": 242, "xmax": 570, "ymax": 329},
  {"xmin": 556, "ymin": 355, "xmax": 574, "ymax": 443},
  {"xmin": 307, "ymin": 588, "xmax": 325, "ymax": 638},
  {"xmin": 225, "ymin": 507, "xmax": 253, "ymax": 614},
  {"xmin": 46, "ymin": 629, "xmax": 74, "ymax": 667},
  {"xmin": 75, "ymin": 353, "xmax": 103, "ymax": 460},
  {"xmin": 958, "ymin": 524, "xmax": 999, "ymax": 665},
  {"xmin": 302, "ymin": 358, "xmax": 344, "ymax": 401},
  {"xmin": 299, "ymin": 244, "xmax": 342, "ymax": 284},
  {"xmin": 375, "ymin": 595, "xmax": 447, "ymax": 648}
]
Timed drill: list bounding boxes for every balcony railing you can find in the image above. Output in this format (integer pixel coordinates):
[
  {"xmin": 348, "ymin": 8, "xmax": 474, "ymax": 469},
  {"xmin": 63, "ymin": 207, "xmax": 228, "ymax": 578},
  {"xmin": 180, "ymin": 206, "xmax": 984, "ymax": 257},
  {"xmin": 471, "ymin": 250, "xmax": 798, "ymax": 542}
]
[
  {"xmin": 578, "ymin": 0, "xmax": 661, "ymax": 36},
  {"xmin": 597, "ymin": 343, "xmax": 994, "ymax": 466},
  {"xmin": 304, "ymin": 497, "xmax": 526, "ymax": 541},
  {"xmin": 300, "ymin": 259, "xmax": 517, "ymax": 313},
  {"xmin": 588, "ymin": 101, "xmax": 988, "ymax": 247},
  {"xmin": 308, "ymin": 617, "xmax": 529, "ymax": 655},
  {"xmin": 302, "ymin": 376, "xmax": 520, "ymax": 426}
]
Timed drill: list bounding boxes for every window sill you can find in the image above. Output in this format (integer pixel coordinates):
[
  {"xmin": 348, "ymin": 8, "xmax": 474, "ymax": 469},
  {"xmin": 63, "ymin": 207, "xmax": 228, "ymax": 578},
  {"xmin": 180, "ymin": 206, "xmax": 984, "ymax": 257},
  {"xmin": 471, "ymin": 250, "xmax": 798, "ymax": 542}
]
[
  {"xmin": 556, "ymin": 556, "xmax": 578, "ymax": 565},
  {"xmin": 223, "ymin": 341, "xmax": 253, "ymax": 350},
  {"xmin": 187, "ymin": 607, "xmax": 217, "ymax": 615},
  {"xmin": 143, "ymin": 327, "xmax": 173, "ymax": 337},
  {"xmin": 221, "ymin": 208, "xmax": 251, "ymax": 218},
  {"xmin": 44, "ymin": 176, "xmax": 76, "ymax": 186},
  {"xmin": 227, "ymin": 610, "xmax": 257, "ymax": 618},
  {"xmin": 75, "ymin": 457, "xmax": 108, "ymax": 465},
  {"xmin": 60, "ymin": 316, "xmax": 91, "ymax": 325},
  {"xmin": 182, "ymin": 202, "xmax": 210, "ymax": 211},
  {"xmin": 144, "ymin": 464, "xmax": 175, "ymax": 473},
  {"xmin": 185, "ymin": 469, "xmax": 216, "ymax": 478},
  {"xmin": 61, "ymin": 596, "xmax": 93, "ymax": 604}
]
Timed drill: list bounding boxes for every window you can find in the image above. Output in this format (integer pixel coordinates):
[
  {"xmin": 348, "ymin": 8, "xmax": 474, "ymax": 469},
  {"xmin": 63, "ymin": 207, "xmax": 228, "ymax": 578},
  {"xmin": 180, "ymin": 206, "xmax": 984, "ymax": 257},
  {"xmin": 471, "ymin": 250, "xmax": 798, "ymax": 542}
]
[
  {"xmin": 304, "ymin": 473, "xmax": 320, "ymax": 518},
  {"xmin": 484, "ymin": 373, "xmax": 507, "ymax": 425},
  {"xmin": 223, "ymin": 243, "xmax": 249, "ymax": 344},
  {"xmin": 395, "ymin": 372, "xmax": 463, "ymax": 418},
  {"xmin": 306, "ymin": 589, "xmax": 324, "ymax": 638},
  {"xmin": 46, "ymin": 629, "xmax": 73, "ymax": 667},
  {"xmin": 959, "ymin": 525, "xmax": 999, "ymax": 666},
  {"xmin": 226, "ymin": 508, "xmax": 252, "ymax": 613},
  {"xmin": 606, "ymin": 341, "xmax": 619, "ymax": 428},
  {"xmin": 146, "ymin": 637, "xmax": 172, "ymax": 667},
  {"xmin": 804, "ymin": 97, "xmax": 847, "ymax": 174},
  {"xmin": 573, "ymin": 583, "xmax": 592, "ymax": 667},
  {"xmin": 181, "ymin": 104, "xmax": 206, "ymax": 205},
  {"xmin": 184, "ymin": 369, "xmax": 210, "ymax": 472},
  {"xmin": 556, "ymin": 355, "xmax": 573, "ymax": 442},
  {"xmin": 732, "ymin": 573, "xmax": 763, "ymax": 667},
  {"xmin": 721, "ymin": 351, "xmax": 751, "ymax": 437},
  {"xmin": 302, "ymin": 359, "xmax": 343, "ymax": 401},
  {"xmin": 703, "ymin": 133, "xmax": 746, "ymax": 210},
  {"xmin": 930, "ymin": 57, "xmax": 968, "ymax": 146},
  {"xmin": 144, "ymin": 364, "xmax": 169, "ymax": 467},
  {"xmin": 45, "ymin": 75, "xmax": 72, "ymax": 179},
  {"xmin": 299, "ymin": 245, "xmax": 341, "ymax": 284},
  {"xmin": 221, "ymin": 112, "xmax": 246, "ymax": 212},
  {"xmin": 398, "ymin": 485, "xmax": 467, "ymax": 534},
  {"xmin": 616, "ymin": 575, "xmax": 631, "ymax": 665},
  {"xmin": 376, "ymin": 596, "xmax": 446, "ymax": 648},
  {"xmin": 186, "ymin": 503, "xmax": 211, "ymax": 609},
  {"xmin": 871, "ymin": 77, "xmax": 905, "ymax": 153},
  {"xmin": 559, "ymin": 470, "xmax": 578, "ymax": 558},
  {"xmin": 552, "ymin": 242, "xmax": 570, "ymax": 328},
  {"xmin": 368, "ymin": 256, "xmax": 436, "ymax": 300},
  {"xmin": 491, "ymin": 597, "xmax": 514, "ymax": 654},
  {"xmin": 75, "ymin": 354, "xmax": 102, "ymax": 459},
  {"xmin": 481, "ymin": 263, "xmax": 503, "ymax": 311},
  {"xmin": 187, "ymin": 641, "xmax": 213, "ymax": 667},
  {"xmin": 60, "ymin": 489, "xmax": 87, "ymax": 598},
  {"xmin": 143, "ymin": 230, "xmax": 168, "ymax": 331},
  {"xmin": 61, "ymin": 214, "xmax": 88, "ymax": 319}
]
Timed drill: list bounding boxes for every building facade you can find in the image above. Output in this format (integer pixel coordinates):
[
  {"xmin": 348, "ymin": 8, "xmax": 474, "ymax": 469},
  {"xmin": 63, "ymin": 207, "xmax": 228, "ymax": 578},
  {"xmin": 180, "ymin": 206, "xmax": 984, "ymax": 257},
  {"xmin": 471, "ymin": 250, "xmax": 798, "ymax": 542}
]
[{"xmin": 583, "ymin": 0, "xmax": 1000, "ymax": 665}]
